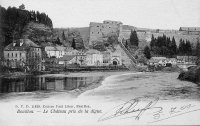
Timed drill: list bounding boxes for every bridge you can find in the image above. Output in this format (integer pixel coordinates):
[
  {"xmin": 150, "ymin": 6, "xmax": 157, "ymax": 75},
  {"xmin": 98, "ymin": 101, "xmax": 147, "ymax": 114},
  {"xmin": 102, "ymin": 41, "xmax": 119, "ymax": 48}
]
[{"xmin": 177, "ymin": 63, "xmax": 197, "ymax": 71}]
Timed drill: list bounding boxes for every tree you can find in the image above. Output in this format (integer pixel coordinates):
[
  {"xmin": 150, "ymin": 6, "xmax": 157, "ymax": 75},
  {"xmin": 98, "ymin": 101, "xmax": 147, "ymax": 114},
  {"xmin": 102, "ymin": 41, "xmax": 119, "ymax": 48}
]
[
  {"xmin": 185, "ymin": 40, "xmax": 192, "ymax": 55},
  {"xmin": 125, "ymin": 40, "xmax": 128, "ymax": 49},
  {"xmin": 144, "ymin": 46, "xmax": 151, "ymax": 59},
  {"xmin": 170, "ymin": 36, "xmax": 177, "ymax": 56},
  {"xmin": 71, "ymin": 38, "xmax": 76, "ymax": 49},
  {"xmin": 196, "ymin": 39, "xmax": 200, "ymax": 57},
  {"xmin": 150, "ymin": 34, "xmax": 155, "ymax": 49},
  {"xmin": 130, "ymin": 30, "xmax": 139, "ymax": 46},
  {"xmin": 178, "ymin": 39, "xmax": 185, "ymax": 55},
  {"xmin": 19, "ymin": 4, "xmax": 25, "ymax": 10},
  {"xmin": 62, "ymin": 31, "xmax": 66, "ymax": 41},
  {"xmin": 55, "ymin": 37, "xmax": 61, "ymax": 45},
  {"xmin": 149, "ymin": 34, "xmax": 178, "ymax": 57}
]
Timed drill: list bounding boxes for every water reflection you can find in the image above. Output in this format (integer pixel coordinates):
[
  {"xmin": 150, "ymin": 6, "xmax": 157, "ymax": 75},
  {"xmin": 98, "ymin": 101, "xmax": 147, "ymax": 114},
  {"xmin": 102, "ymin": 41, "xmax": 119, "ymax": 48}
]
[{"xmin": 0, "ymin": 76, "xmax": 100, "ymax": 93}]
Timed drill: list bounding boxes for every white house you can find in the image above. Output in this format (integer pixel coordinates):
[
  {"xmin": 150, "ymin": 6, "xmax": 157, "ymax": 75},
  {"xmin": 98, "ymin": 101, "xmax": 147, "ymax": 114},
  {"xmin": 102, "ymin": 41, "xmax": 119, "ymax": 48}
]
[
  {"xmin": 86, "ymin": 49, "xmax": 103, "ymax": 66},
  {"xmin": 149, "ymin": 57, "xmax": 167, "ymax": 66},
  {"xmin": 76, "ymin": 51, "xmax": 87, "ymax": 65},
  {"xmin": 4, "ymin": 39, "xmax": 43, "ymax": 71},
  {"xmin": 176, "ymin": 56, "xmax": 197, "ymax": 64},
  {"xmin": 45, "ymin": 46, "xmax": 66, "ymax": 58},
  {"xmin": 101, "ymin": 51, "xmax": 111, "ymax": 66}
]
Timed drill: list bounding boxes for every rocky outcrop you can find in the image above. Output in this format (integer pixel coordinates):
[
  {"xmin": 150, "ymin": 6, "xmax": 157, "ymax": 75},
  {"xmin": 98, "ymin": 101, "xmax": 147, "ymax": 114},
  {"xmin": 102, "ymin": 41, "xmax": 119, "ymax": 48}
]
[{"xmin": 178, "ymin": 65, "xmax": 200, "ymax": 83}]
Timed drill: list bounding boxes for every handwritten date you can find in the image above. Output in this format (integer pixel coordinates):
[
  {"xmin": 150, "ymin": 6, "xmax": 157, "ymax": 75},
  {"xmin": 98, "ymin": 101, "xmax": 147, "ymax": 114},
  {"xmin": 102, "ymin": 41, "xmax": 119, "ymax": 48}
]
[{"xmin": 98, "ymin": 96, "xmax": 200, "ymax": 123}]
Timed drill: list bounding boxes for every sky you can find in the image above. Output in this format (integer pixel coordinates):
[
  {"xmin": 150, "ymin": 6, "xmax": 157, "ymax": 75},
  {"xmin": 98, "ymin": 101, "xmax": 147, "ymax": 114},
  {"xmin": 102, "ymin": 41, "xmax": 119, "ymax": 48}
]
[{"xmin": 1, "ymin": 0, "xmax": 200, "ymax": 29}]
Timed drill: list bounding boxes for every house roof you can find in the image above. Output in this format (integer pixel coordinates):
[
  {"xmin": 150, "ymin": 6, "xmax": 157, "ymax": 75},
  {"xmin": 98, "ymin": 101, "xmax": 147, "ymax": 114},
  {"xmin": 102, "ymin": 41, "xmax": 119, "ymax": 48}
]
[
  {"xmin": 169, "ymin": 58, "xmax": 177, "ymax": 61},
  {"xmin": 65, "ymin": 47, "xmax": 74, "ymax": 51},
  {"xmin": 4, "ymin": 39, "xmax": 40, "ymax": 51},
  {"xmin": 149, "ymin": 57, "xmax": 167, "ymax": 63},
  {"xmin": 45, "ymin": 46, "xmax": 66, "ymax": 51},
  {"xmin": 58, "ymin": 55, "xmax": 76, "ymax": 61},
  {"xmin": 86, "ymin": 49, "xmax": 101, "ymax": 54},
  {"xmin": 101, "ymin": 51, "xmax": 110, "ymax": 55},
  {"xmin": 151, "ymin": 57, "xmax": 167, "ymax": 60}
]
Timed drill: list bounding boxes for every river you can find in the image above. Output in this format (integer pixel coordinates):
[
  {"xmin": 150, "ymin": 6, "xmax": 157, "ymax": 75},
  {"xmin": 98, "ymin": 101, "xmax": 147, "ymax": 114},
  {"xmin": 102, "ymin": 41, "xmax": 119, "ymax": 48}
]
[
  {"xmin": 0, "ymin": 71, "xmax": 200, "ymax": 125},
  {"xmin": 79, "ymin": 72, "xmax": 200, "ymax": 102}
]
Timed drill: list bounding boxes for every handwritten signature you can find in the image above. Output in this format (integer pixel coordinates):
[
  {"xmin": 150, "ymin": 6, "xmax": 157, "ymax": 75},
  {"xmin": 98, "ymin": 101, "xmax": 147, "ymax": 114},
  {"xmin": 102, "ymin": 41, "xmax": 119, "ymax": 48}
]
[{"xmin": 98, "ymin": 96, "xmax": 200, "ymax": 123}]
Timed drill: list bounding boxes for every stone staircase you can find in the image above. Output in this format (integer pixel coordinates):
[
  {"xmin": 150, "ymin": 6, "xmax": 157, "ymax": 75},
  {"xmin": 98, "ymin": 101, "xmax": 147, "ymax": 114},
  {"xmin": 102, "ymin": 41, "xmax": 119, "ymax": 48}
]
[{"xmin": 118, "ymin": 39, "xmax": 137, "ymax": 69}]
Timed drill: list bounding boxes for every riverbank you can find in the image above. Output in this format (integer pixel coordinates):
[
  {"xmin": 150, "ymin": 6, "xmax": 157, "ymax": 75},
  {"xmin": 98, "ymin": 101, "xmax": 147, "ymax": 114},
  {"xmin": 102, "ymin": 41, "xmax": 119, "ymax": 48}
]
[
  {"xmin": 178, "ymin": 65, "xmax": 200, "ymax": 84},
  {"xmin": 0, "ymin": 72, "xmax": 30, "ymax": 78}
]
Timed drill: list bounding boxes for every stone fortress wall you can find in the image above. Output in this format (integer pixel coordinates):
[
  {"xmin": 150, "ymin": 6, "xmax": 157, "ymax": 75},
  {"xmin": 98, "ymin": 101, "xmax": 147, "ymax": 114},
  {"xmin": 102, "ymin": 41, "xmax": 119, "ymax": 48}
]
[
  {"xmin": 89, "ymin": 20, "xmax": 200, "ymax": 47},
  {"xmin": 89, "ymin": 20, "xmax": 122, "ymax": 46}
]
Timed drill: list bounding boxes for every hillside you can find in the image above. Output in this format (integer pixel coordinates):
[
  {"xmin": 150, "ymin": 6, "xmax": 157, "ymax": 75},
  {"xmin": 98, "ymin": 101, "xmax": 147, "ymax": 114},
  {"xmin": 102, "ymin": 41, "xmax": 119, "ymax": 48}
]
[
  {"xmin": 122, "ymin": 25, "xmax": 199, "ymax": 48},
  {"xmin": 54, "ymin": 24, "xmax": 199, "ymax": 50},
  {"xmin": 137, "ymin": 32, "xmax": 199, "ymax": 47},
  {"xmin": 53, "ymin": 27, "xmax": 88, "ymax": 49},
  {"xmin": 0, "ymin": 5, "xmax": 53, "ymax": 48},
  {"xmin": 22, "ymin": 22, "xmax": 53, "ymax": 45}
]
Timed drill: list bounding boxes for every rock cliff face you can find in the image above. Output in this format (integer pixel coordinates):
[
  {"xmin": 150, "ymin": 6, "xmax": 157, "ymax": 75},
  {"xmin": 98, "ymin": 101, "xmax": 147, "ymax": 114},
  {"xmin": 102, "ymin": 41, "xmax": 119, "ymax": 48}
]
[
  {"xmin": 22, "ymin": 22, "xmax": 53, "ymax": 45},
  {"xmin": 178, "ymin": 65, "xmax": 200, "ymax": 84}
]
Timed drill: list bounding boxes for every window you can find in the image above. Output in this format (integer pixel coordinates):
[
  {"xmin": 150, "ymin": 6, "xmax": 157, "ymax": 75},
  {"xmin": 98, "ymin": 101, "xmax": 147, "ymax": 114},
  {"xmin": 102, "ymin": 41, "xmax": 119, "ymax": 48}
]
[
  {"xmin": 12, "ymin": 53, "xmax": 13, "ymax": 57},
  {"xmin": 98, "ymin": 32, "xmax": 99, "ymax": 34},
  {"xmin": 97, "ymin": 26, "xmax": 99, "ymax": 27},
  {"xmin": 8, "ymin": 53, "xmax": 9, "ymax": 58}
]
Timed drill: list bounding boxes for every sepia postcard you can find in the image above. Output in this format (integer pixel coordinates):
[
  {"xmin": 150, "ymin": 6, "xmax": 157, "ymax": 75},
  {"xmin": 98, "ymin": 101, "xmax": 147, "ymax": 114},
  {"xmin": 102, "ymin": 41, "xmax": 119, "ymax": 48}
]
[{"xmin": 0, "ymin": 0, "xmax": 200, "ymax": 125}]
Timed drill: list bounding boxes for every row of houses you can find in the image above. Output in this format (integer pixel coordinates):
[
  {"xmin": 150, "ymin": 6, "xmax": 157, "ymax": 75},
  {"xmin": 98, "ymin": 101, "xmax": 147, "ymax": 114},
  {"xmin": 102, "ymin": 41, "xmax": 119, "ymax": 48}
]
[
  {"xmin": 57, "ymin": 48, "xmax": 123, "ymax": 67},
  {"xmin": 149, "ymin": 56, "xmax": 197, "ymax": 66},
  {"xmin": 2, "ymin": 39, "xmax": 124, "ymax": 71}
]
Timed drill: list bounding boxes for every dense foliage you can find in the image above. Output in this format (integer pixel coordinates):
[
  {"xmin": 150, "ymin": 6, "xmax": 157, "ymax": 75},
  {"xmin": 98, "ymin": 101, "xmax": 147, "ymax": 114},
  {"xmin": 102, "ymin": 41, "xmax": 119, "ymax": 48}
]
[
  {"xmin": 107, "ymin": 34, "xmax": 118, "ymax": 45},
  {"xmin": 196, "ymin": 39, "xmax": 200, "ymax": 64},
  {"xmin": 178, "ymin": 39, "xmax": 192, "ymax": 55},
  {"xmin": 0, "ymin": 5, "xmax": 53, "ymax": 47},
  {"xmin": 150, "ymin": 34, "xmax": 177, "ymax": 57},
  {"xmin": 149, "ymin": 34, "xmax": 199, "ymax": 58},
  {"xmin": 71, "ymin": 38, "xmax": 76, "ymax": 49},
  {"xmin": 129, "ymin": 30, "xmax": 139, "ymax": 47},
  {"xmin": 143, "ymin": 46, "xmax": 151, "ymax": 59}
]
